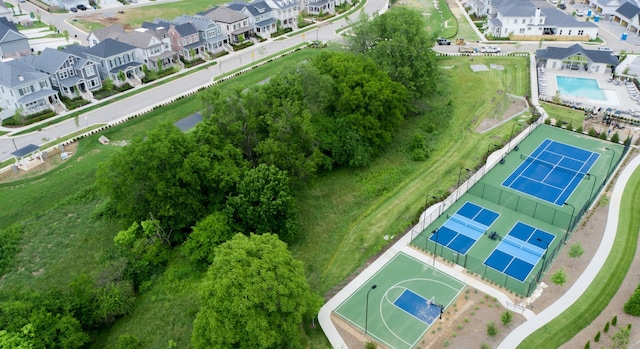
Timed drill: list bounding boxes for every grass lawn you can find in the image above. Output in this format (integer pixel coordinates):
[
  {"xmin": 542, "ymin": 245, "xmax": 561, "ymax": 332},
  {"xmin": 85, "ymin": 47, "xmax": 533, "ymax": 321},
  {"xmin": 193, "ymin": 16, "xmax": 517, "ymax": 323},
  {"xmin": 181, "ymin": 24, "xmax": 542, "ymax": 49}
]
[
  {"xmin": 519, "ymin": 163, "xmax": 640, "ymax": 348},
  {"xmin": 540, "ymin": 101, "xmax": 586, "ymax": 128},
  {"xmin": 72, "ymin": 0, "xmax": 230, "ymax": 32}
]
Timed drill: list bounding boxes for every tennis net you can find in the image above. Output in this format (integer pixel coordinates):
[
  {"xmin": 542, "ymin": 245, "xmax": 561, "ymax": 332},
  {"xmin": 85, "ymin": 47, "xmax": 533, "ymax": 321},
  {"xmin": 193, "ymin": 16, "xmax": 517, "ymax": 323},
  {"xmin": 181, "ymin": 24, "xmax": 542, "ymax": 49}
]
[
  {"xmin": 447, "ymin": 214, "xmax": 486, "ymax": 234},
  {"xmin": 503, "ymin": 235, "xmax": 544, "ymax": 257},
  {"xmin": 520, "ymin": 153, "xmax": 588, "ymax": 178}
]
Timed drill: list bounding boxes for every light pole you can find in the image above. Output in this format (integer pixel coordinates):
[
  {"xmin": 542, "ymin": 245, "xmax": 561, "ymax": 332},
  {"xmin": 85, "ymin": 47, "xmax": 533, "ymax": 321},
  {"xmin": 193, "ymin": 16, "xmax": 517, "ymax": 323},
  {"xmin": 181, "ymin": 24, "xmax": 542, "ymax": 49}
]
[
  {"xmin": 536, "ymin": 237, "xmax": 550, "ymax": 271},
  {"xmin": 563, "ymin": 202, "xmax": 576, "ymax": 238},
  {"xmin": 433, "ymin": 229, "xmax": 439, "ymax": 266},
  {"xmin": 604, "ymin": 147, "xmax": 615, "ymax": 176},
  {"xmin": 587, "ymin": 173, "xmax": 597, "ymax": 203},
  {"xmin": 365, "ymin": 284, "xmax": 377, "ymax": 335},
  {"xmin": 509, "ymin": 123, "xmax": 522, "ymax": 150},
  {"xmin": 456, "ymin": 168, "xmax": 471, "ymax": 200}
]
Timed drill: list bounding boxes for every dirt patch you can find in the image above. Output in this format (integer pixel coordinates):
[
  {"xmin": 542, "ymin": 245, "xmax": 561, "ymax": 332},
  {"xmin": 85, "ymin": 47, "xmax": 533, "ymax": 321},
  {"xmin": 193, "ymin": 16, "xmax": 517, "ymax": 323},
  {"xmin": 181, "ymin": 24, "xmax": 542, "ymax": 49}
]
[
  {"xmin": 0, "ymin": 142, "xmax": 78, "ymax": 183},
  {"xmin": 475, "ymin": 97, "xmax": 529, "ymax": 133},
  {"xmin": 331, "ymin": 167, "xmax": 640, "ymax": 348}
]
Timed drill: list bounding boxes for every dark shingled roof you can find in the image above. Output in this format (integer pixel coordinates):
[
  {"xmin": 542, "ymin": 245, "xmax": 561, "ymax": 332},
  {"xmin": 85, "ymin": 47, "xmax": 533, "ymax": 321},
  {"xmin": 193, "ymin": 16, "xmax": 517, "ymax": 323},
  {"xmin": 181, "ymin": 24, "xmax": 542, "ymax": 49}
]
[
  {"xmin": 615, "ymin": 2, "xmax": 640, "ymax": 21},
  {"xmin": 536, "ymin": 44, "xmax": 619, "ymax": 66},
  {"xmin": 11, "ymin": 144, "xmax": 39, "ymax": 157}
]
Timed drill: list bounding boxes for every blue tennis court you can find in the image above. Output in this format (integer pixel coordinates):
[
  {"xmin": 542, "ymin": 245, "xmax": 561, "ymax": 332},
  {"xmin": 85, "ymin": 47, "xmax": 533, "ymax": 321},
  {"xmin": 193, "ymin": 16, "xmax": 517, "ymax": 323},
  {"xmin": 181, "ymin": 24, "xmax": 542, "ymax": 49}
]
[
  {"xmin": 430, "ymin": 202, "xmax": 499, "ymax": 255},
  {"xmin": 484, "ymin": 223, "xmax": 554, "ymax": 282},
  {"xmin": 393, "ymin": 289, "xmax": 441, "ymax": 325},
  {"xmin": 502, "ymin": 139, "xmax": 599, "ymax": 206}
]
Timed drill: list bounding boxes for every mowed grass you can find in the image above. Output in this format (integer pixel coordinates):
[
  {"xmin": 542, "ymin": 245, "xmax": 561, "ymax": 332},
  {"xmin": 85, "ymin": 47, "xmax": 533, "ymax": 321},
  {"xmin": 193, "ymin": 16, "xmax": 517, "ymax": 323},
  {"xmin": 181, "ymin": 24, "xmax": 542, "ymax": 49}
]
[
  {"xmin": 292, "ymin": 54, "xmax": 531, "ymax": 295},
  {"xmin": 540, "ymin": 101, "xmax": 586, "ymax": 127},
  {"xmin": 519, "ymin": 164, "xmax": 640, "ymax": 348}
]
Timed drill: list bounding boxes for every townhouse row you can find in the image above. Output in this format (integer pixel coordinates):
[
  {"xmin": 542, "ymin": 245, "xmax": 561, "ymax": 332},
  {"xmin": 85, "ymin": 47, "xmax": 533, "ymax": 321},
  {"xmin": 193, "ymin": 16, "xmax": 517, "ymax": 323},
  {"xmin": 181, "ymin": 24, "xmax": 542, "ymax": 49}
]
[{"xmin": 0, "ymin": 0, "xmax": 349, "ymax": 120}]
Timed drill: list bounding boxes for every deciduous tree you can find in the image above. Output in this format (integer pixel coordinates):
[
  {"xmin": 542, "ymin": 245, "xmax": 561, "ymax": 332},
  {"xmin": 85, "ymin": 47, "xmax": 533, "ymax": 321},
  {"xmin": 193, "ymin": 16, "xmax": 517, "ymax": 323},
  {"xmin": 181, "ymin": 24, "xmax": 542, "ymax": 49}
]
[{"xmin": 191, "ymin": 233, "xmax": 321, "ymax": 349}]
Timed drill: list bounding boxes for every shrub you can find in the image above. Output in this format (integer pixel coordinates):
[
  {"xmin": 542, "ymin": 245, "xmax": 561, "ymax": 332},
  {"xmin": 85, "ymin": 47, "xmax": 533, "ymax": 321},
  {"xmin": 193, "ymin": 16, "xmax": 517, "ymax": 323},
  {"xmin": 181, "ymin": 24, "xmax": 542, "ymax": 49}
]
[
  {"xmin": 544, "ymin": 118, "xmax": 552, "ymax": 125},
  {"xmin": 365, "ymin": 341, "xmax": 377, "ymax": 349},
  {"xmin": 612, "ymin": 315, "xmax": 617, "ymax": 326},
  {"xmin": 576, "ymin": 125, "xmax": 583, "ymax": 133},
  {"xmin": 594, "ymin": 331, "xmax": 600, "ymax": 342},
  {"xmin": 481, "ymin": 343, "xmax": 490, "ymax": 349},
  {"xmin": 500, "ymin": 311, "xmax": 512, "ymax": 326},
  {"xmin": 623, "ymin": 284, "xmax": 640, "ymax": 315},
  {"xmin": 599, "ymin": 131, "xmax": 608, "ymax": 140},
  {"xmin": 584, "ymin": 340, "xmax": 590, "ymax": 349},
  {"xmin": 588, "ymin": 128, "xmax": 598, "ymax": 137},
  {"xmin": 604, "ymin": 321, "xmax": 610, "ymax": 333},
  {"xmin": 568, "ymin": 243, "xmax": 584, "ymax": 258},
  {"xmin": 551, "ymin": 268, "xmax": 567, "ymax": 286},
  {"xmin": 118, "ymin": 334, "xmax": 140, "ymax": 349},
  {"xmin": 486, "ymin": 321, "xmax": 498, "ymax": 337}
]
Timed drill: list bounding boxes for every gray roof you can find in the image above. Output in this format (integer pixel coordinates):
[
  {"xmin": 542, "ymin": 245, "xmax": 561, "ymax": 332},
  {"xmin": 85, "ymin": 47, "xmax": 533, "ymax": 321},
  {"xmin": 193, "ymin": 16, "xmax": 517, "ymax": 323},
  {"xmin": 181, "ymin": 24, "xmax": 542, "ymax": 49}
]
[
  {"xmin": 116, "ymin": 30, "xmax": 163, "ymax": 49},
  {"xmin": 17, "ymin": 88, "xmax": 57, "ymax": 103},
  {"xmin": 173, "ymin": 22, "xmax": 199, "ymax": 37},
  {"xmin": 265, "ymin": 0, "xmax": 298, "ymax": 10},
  {"xmin": 0, "ymin": 60, "xmax": 49, "ymax": 88},
  {"xmin": 27, "ymin": 48, "xmax": 78, "ymax": 74},
  {"xmin": 228, "ymin": 1, "xmax": 273, "ymax": 16},
  {"xmin": 174, "ymin": 15, "xmax": 219, "ymax": 32},
  {"xmin": 87, "ymin": 38, "xmax": 137, "ymax": 58},
  {"xmin": 11, "ymin": 144, "xmax": 39, "ymax": 157},
  {"xmin": 498, "ymin": 0, "xmax": 536, "ymax": 17},
  {"xmin": 489, "ymin": 17, "xmax": 502, "ymax": 27},
  {"xmin": 0, "ymin": 17, "xmax": 25, "ymax": 41},
  {"xmin": 615, "ymin": 2, "xmax": 640, "ymax": 19},
  {"xmin": 256, "ymin": 17, "xmax": 277, "ymax": 27},
  {"xmin": 89, "ymin": 24, "xmax": 125, "ymax": 42},
  {"xmin": 543, "ymin": 8, "xmax": 598, "ymax": 27},
  {"xmin": 536, "ymin": 44, "xmax": 619, "ymax": 65},
  {"xmin": 200, "ymin": 6, "xmax": 249, "ymax": 23},
  {"xmin": 108, "ymin": 61, "xmax": 142, "ymax": 73},
  {"xmin": 61, "ymin": 44, "xmax": 91, "ymax": 58}
]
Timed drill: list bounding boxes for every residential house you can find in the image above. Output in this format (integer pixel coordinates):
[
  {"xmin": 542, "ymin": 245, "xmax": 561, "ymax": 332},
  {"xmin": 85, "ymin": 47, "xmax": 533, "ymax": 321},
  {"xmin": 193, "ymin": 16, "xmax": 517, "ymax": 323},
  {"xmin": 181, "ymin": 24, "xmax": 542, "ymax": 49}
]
[
  {"xmin": 173, "ymin": 15, "xmax": 226, "ymax": 54},
  {"xmin": 199, "ymin": 6, "xmax": 253, "ymax": 44},
  {"xmin": 487, "ymin": 0, "xmax": 598, "ymax": 40},
  {"xmin": 304, "ymin": 0, "xmax": 333, "ymax": 16},
  {"xmin": 264, "ymin": 0, "xmax": 299, "ymax": 28},
  {"xmin": 64, "ymin": 38, "xmax": 144, "ymax": 86},
  {"xmin": 227, "ymin": 1, "xmax": 277, "ymax": 38},
  {"xmin": 536, "ymin": 44, "xmax": 618, "ymax": 74},
  {"xmin": 150, "ymin": 19, "xmax": 206, "ymax": 60},
  {"xmin": 22, "ymin": 47, "xmax": 102, "ymax": 100},
  {"xmin": 0, "ymin": 2, "xmax": 13, "ymax": 22},
  {"xmin": 0, "ymin": 59, "xmax": 59, "ymax": 119},
  {"xmin": 116, "ymin": 28, "xmax": 177, "ymax": 71},
  {"xmin": 0, "ymin": 17, "xmax": 30, "ymax": 59},
  {"xmin": 613, "ymin": 2, "xmax": 640, "ymax": 36},
  {"xmin": 589, "ymin": 0, "xmax": 640, "ymax": 16},
  {"xmin": 87, "ymin": 24, "xmax": 125, "ymax": 47}
]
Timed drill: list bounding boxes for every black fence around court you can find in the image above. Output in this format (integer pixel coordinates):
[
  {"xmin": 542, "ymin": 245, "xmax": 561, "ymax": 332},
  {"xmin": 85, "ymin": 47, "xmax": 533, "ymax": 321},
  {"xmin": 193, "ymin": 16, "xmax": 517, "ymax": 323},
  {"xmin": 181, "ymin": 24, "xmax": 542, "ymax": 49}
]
[
  {"xmin": 410, "ymin": 140, "xmax": 631, "ymax": 297},
  {"xmin": 412, "ymin": 232, "xmax": 566, "ymax": 297}
]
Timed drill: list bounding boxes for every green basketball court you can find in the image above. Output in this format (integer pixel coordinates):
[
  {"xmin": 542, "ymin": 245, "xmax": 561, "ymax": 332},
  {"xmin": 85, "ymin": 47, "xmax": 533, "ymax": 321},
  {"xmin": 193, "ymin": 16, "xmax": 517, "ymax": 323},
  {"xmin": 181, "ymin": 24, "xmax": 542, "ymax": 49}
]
[{"xmin": 334, "ymin": 252, "xmax": 465, "ymax": 349}]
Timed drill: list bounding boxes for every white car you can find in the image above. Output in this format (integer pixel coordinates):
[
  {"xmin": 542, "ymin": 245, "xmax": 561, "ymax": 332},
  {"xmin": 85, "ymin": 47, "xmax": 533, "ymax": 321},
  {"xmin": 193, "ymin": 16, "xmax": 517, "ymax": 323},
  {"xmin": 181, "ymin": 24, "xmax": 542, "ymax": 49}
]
[
  {"xmin": 480, "ymin": 46, "xmax": 501, "ymax": 53},
  {"xmin": 598, "ymin": 47, "xmax": 614, "ymax": 52},
  {"xmin": 575, "ymin": 10, "xmax": 585, "ymax": 16}
]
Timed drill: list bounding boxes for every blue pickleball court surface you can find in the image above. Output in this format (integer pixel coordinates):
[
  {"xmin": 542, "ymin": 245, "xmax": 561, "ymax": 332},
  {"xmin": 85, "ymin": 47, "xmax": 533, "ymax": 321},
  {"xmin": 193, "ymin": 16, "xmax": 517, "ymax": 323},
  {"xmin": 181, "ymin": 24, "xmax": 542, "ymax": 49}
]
[
  {"xmin": 393, "ymin": 289, "xmax": 441, "ymax": 325},
  {"xmin": 483, "ymin": 222, "xmax": 554, "ymax": 282},
  {"xmin": 430, "ymin": 202, "xmax": 499, "ymax": 254},
  {"xmin": 502, "ymin": 139, "xmax": 599, "ymax": 206}
]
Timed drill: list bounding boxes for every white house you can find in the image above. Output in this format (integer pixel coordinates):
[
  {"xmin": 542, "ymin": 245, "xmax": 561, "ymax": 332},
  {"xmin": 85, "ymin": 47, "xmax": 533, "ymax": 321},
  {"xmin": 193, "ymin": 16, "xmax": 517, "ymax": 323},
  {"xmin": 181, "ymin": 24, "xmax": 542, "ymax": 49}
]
[
  {"xmin": 264, "ymin": 0, "xmax": 299, "ymax": 28},
  {"xmin": 487, "ymin": 0, "xmax": 598, "ymax": 40},
  {"xmin": 536, "ymin": 44, "xmax": 619, "ymax": 74},
  {"xmin": 0, "ymin": 59, "xmax": 59, "ymax": 119}
]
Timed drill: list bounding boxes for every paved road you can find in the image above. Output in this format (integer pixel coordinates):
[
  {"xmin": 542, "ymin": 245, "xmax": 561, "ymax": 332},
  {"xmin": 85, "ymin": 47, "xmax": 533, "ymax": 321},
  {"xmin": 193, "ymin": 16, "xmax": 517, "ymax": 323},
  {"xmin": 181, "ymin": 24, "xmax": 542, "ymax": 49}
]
[{"xmin": 0, "ymin": 0, "xmax": 387, "ymax": 161}]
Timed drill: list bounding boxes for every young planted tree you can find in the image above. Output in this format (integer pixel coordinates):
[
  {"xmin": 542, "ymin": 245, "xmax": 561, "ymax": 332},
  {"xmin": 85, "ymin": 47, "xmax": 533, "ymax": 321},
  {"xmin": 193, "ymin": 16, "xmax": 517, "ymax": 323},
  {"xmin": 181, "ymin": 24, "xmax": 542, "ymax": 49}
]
[
  {"xmin": 501, "ymin": 311, "xmax": 513, "ymax": 327},
  {"xmin": 551, "ymin": 268, "xmax": 568, "ymax": 286}
]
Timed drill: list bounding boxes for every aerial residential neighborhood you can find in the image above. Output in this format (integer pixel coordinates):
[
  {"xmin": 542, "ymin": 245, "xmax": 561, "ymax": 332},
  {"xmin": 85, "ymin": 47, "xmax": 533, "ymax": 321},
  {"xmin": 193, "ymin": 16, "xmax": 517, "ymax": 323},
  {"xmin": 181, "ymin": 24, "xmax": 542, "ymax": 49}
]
[{"xmin": 1, "ymin": 0, "xmax": 640, "ymax": 348}]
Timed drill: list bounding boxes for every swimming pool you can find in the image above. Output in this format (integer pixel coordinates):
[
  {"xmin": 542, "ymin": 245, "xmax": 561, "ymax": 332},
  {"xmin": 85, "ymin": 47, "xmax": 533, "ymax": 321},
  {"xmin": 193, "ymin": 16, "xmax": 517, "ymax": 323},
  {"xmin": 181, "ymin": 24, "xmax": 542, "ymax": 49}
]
[{"xmin": 556, "ymin": 76, "xmax": 606, "ymax": 100}]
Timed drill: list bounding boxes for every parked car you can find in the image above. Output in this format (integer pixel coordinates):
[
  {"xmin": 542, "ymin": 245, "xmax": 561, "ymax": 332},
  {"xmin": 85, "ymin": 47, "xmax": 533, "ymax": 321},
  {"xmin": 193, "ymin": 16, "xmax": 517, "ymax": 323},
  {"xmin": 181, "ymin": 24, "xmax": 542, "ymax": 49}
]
[
  {"xmin": 575, "ymin": 10, "xmax": 584, "ymax": 16},
  {"xmin": 480, "ymin": 45, "xmax": 500, "ymax": 53},
  {"xmin": 598, "ymin": 47, "xmax": 614, "ymax": 52},
  {"xmin": 437, "ymin": 38, "xmax": 451, "ymax": 45},
  {"xmin": 76, "ymin": 4, "xmax": 87, "ymax": 10},
  {"xmin": 69, "ymin": 6, "xmax": 77, "ymax": 12},
  {"xmin": 558, "ymin": 3, "xmax": 566, "ymax": 9}
]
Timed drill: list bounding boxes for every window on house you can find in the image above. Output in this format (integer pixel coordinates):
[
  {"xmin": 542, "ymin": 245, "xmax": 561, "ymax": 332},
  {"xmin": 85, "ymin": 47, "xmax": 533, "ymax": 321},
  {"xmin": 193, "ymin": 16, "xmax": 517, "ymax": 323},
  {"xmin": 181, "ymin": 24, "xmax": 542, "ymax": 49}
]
[
  {"xmin": 520, "ymin": 28, "xmax": 525, "ymax": 33},
  {"xmin": 522, "ymin": 19, "xmax": 525, "ymax": 24},
  {"xmin": 39, "ymin": 80, "xmax": 48, "ymax": 89},
  {"xmin": 568, "ymin": 30, "xmax": 572, "ymax": 35},
  {"xmin": 578, "ymin": 30, "xmax": 584, "ymax": 35}
]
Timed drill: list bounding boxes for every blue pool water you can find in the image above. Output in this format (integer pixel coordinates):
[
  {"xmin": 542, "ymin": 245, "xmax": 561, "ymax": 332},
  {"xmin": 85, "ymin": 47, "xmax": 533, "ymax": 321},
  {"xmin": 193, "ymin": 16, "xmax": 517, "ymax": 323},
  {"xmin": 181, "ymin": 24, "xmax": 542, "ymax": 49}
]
[{"xmin": 556, "ymin": 76, "xmax": 606, "ymax": 100}]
